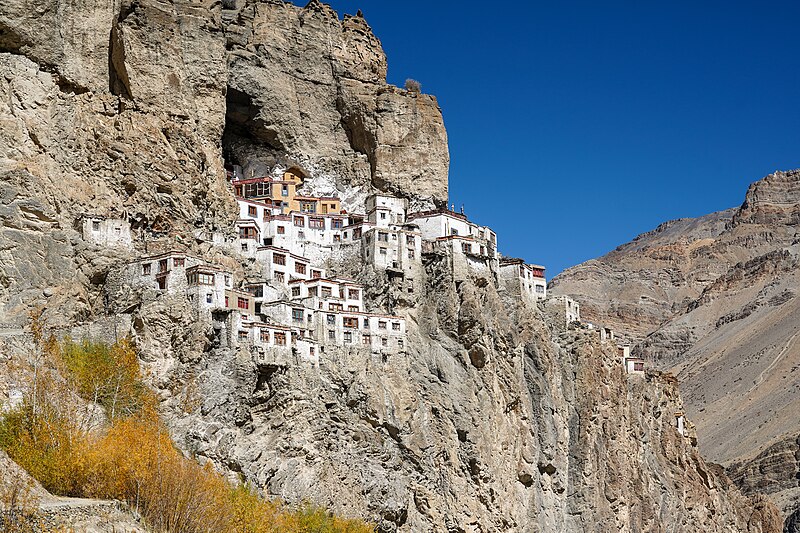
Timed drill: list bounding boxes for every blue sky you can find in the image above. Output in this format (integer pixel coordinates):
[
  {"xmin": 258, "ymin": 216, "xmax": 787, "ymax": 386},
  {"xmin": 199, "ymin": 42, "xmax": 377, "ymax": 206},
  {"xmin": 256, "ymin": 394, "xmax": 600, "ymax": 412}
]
[{"xmin": 295, "ymin": 1, "xmax": 800, "ymax": 275}]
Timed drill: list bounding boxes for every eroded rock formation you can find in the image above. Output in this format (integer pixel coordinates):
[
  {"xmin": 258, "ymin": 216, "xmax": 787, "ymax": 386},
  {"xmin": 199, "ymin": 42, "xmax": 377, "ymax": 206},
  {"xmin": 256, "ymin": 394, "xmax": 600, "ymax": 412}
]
[
  {"xmin": 0, "ymin": 0, "xmax": 784, "ymax": 531},
  {"xmin": 552, "ymin": 169, "xmax": 800, "ymax": 527}
]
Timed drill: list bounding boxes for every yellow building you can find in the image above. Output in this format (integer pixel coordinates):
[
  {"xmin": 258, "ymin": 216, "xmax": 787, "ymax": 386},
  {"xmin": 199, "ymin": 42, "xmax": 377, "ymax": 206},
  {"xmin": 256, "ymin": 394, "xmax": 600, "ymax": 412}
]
[{"xmin": 232, "ymin": 167, "xmax": 341, "ymax": 215}]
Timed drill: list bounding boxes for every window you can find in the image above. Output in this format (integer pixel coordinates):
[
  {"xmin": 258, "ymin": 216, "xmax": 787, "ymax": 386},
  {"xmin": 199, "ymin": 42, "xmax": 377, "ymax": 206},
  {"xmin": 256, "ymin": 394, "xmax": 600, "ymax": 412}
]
[
  {"xmin": 634, "ymin": 362, "xmax": 644, "ymax": 372},
  {"xmin": 535, "ymin": 285, "xmax": 545, "ymax": 294},
  {"xmin": 408, "ymin": 250, "xmax": 415, "ymax": 259},
  {"xmin": 312, "ymin": 270, "xmax": 322, "ymax": 279},
  {"xmin": 362, "ymin": 334, "xmax": 371, "ymax": 345},
  {"xmin": 378, "ymin": 232, "xmax": 388, "ymax": 242},
  {"xmin": 292, "ymin": 308, "xmax": 304, "ymax": 322},
  {"xmin": 406, "ymin": 235, "xmax": 415, "ymax": 245},
  {"xmin": 260, "ymin": 329, "xmax": 270, "ymax": 342},
  {"xmin": 291, "ymin": 286, "xmax": 301, "ymax": 297},
  {"xmin": 392, "ymin": 233, "xmax": 397, "ymax": 240},
  {"xmin": 243, "ymin": 182, "xmax": 270, "ymax": 198},
  {"xmin": 142, "ymin": 263, "xmax": 152, "ymax": 275},
  {"xmin": 343, "ymin": 331, "xmax": 352, "ymax": 343},
  {"xmin": 248, "ymin": 205, "xmax": 257, "ymax": 216},
  {"xmin": 293, "ymin": 216, "xmax": 305, "ymax": 227},
  {"xmin": 343, "ymin": 317, "xmax": 358, "ymax": 329},
  {"xmin": 238, "ymin": 330, "xmax": 248, "ymax": 340},
  {"xmin": 363, "ymin": 319, "xmax": 369, "ymax": 329},
  {"xmin": 277, "ymin": 225, "xmax": 286, "ymax": 235},
  {"xmin": 174, "ymin": 257, "xmax": 184, "ymax": 267},
  {"xmin": 348, "ymin": 289, "xmax": 359, "ymax": 300},
  {"xmin": 480, "ymin": 246, "xmax": 486, "ymax": 255},
  {"xmin": 273, "ymin": 253, "xmax": 286, "ymax": 265},
  {"xmin": 241, "ymin": 243, "xmax": 248, "ymax": 252},
  {"xmin": 348, "ymin": 306, "xmax": 359, "ymax": 311},
  {"xmin": 328, "ymin": 330, "xmax": 336, "ymax": 340},
  {"xmin": 380, "ymin": 212, "xmax": 386, "ymax": 220},
  {"xmin": 225, "ymin": 296, "xmax": 228, "ymax": 307},
  {"xmin": 398, "ymin": 339, "xmax": 404, "ymax": 349},
  {"xmin": 329, "ymin": 303, "xmax": 343, "ymax": 311},
  {"xmin": 237, "ymin": 297, "xmax": 249, "ymax": 310},
  {"xmin": 92, "ymin": 220, "xmax": 100, "ymax": 231},
  {"xmin": 309, "ymin": 347, "xmax": 315, "ymax": 356},
  {"xmin": 327, "ymin": 314, "xmax": 335, "ymax": 325},
  {"xmin": 379, "ymin": 248, "xmax": 387, "ymax": 255},
  {"xmin": 321, "ymin": 204, "xmax": 328, "ymax": 214},
  {"xmin": 309, "ymin": 217, "xmax": 324, "ymax": 229},
  {"xmin": 251, "ymin": 285, "xmax": 263, "ymax": 297},
  {"xmin": 206, "ymin": 293, "xmax": 212, "ymax": 304},
  {"xmin": 158, "ymin": 259, "xmax": 168, "ymax": 273},
  {"xmin": 353, "ymin": 228, "xmax": 362, "ymax": 239},
  {"xmin": 281, "ymin": 185, "xmax": 288, "ymax": 196},
  {"xmin": 298, "ymin": 231, "xmax": 305, "ymax": 239},
  {"xmin": 308, "ymin": 287, "xmax": 318, "ymax": 296},
  {"xmin": 462, "ymin": 243, "xmax": 471, "ymax": 254},
  {"xmin": 275, "ymin": 332, "xmax": 286, "ymax": 345},
  {"xmin": 332, "ymin": 218, "xmax": 343, "ymax": 229},
  {"xmin": 451, "ymin": 228, "xmax": 459, "ymax": 236},
  {"xmin": 381, "ymin": 338, "xmax": 388, "ymax": 347},
  {"xmin": 225, "ymin": 275, "xmax": 231, "ymax": 288},
  {"xmin": 321, "ymin": 287, "xmax": 332, "ymax": 297},
  {"xmin": 392, "ymin": 322, "xmax": 400, "ymax": 331},
  {"xmin": 239, "ymin": 226, "xmax": 257, "ymax": 239},
  {"xmin": 274, "ymin": 271, "xmax": 284, "ymax": 283},
  {"xmin": 114, "ymin": 227, "xmax": 121, "ymax": 235},
  {"xmin": 333, "ymin": 234, "xmax": 341, "ymax": 243},
  {"xmin": 300, "ymin": 202, "xmax": 316, "ymax": 213},
  {"xmin": 378, "ymin": 321, "xmax": 387, "ymax": 330},
  {"xmin": 295, "ymin": 263, "xmax": 306, "ymax": 275},
  {"xmin": 343, "ymin": 232, "xmax": 348, "ymax": 239}
]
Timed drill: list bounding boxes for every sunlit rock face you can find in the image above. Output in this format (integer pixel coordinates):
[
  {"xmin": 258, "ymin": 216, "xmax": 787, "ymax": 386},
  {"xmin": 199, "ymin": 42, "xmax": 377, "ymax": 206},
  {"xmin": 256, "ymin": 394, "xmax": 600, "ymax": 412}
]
[
  {"xmin": 0, "ymin": 0, "xmax": 784, "ymax": 531},
  {"xmin": 552, "ymin": 169, "xmax": 800, "ymax": 528}
]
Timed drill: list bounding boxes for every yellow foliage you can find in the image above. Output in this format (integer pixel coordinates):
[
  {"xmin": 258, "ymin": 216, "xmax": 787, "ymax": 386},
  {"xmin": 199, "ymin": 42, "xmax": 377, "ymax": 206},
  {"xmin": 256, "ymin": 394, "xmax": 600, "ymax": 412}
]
[
  {"xmin": 0, "ymin": 334, "xmax": 375, "ymax": 533},
  {"xmin": 56, "ymin": 337, "xmax": 154, "ymax": 419}
]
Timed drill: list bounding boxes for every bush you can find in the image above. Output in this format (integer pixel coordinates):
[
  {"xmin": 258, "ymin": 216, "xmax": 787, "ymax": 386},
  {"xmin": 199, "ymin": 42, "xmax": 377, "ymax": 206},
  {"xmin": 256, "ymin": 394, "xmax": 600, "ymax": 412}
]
[
  {"xmin": 0, "ymin": 370, "xmax": 92, "ymax": 496},
  {"xmin": 0, "ymin": 335, "xmax": 375, "ymax": 532},
  {"xmin": 404, "ymin": 78, "xmax": 421, "ymax": 93},
  {"xmin": 58, "ymin": 338, "xmax": 152, "ymax": 420}
]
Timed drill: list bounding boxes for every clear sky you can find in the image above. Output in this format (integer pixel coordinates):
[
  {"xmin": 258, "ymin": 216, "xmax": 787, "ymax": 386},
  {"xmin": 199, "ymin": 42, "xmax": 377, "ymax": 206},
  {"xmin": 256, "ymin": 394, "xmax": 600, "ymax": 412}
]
[{"xmin": 293, "ymin": 1, "xmax": 800, "ymax": 276}]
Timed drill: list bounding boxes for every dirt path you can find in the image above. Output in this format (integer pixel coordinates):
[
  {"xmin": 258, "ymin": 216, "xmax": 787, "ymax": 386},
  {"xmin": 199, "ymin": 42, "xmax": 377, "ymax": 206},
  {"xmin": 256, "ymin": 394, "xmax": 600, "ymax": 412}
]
[{"xmin": 751, "ymin": 329, "xmax": 800, "ymax": 390}]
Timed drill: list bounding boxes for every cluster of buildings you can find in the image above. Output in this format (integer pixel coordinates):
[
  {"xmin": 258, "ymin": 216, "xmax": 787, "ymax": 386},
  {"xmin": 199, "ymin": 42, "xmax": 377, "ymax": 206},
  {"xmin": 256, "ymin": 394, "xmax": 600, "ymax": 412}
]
[{"xmin": 83, "ymin": 163, "xmax": 643, "ymax": 375}]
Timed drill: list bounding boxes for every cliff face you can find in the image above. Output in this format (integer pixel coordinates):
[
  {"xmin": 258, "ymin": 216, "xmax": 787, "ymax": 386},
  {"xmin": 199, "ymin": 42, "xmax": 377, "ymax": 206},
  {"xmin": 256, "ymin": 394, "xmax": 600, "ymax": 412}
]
[
  {"xmin": 551, "ymin": 170, "xmax": 800, "ymax": 525},
  {"xmin": 223, "ymin": 0, "xmax": 449, "ymax": 207},
  {"xmin": 0, "ymin": 0, "xmax": 783, "ymax": 531}
]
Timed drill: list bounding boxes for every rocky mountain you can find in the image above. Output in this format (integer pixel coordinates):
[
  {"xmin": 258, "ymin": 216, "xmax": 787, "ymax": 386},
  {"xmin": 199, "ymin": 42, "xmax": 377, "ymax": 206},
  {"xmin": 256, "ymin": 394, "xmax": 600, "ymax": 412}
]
[
  {"xmin": 0, "ymin": 0, "xmax": 787, "ymax": 531},
  {"xmin": 551, "ymin": 169, "xmax": 800, "ymax": 529}
]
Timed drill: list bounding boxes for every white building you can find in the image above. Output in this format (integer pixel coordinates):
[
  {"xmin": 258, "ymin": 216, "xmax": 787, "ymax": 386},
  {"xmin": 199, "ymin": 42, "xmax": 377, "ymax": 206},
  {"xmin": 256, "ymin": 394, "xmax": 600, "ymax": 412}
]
[
  {"xmin": 79, "ymin": 214, "xmax": 133, "ymax": 249},
  {"xmin": 619, "ymin": 344, "xmax": 645, "ymax": 375},
  {"xmin": 543, "ymin": 295, "xmax": 581, "ymax": 327},
  {"xmin": 253, "ymin": 246, "xmax": 324, "ymax": 287},
  {"xmin": 499, "ymin": 259, "xmax": 546, "ymax": 305},
  {"xmin": 287, "ymin": 277, "xmax": 365, "ymax": 313},
  {"xmin": 362, "ymin": 227, "xmax": 422, "ymax": 274},
  {"xmin": 407, "ymin": 208, "xmax": 498, "ymax": 260},
  {"xmin": 366, "ymin": 194, "xmax": 408, "ymax": 227},
  {"xmin": 259, "ymin": 300, "xmax": 407, "ymax": 356}
]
